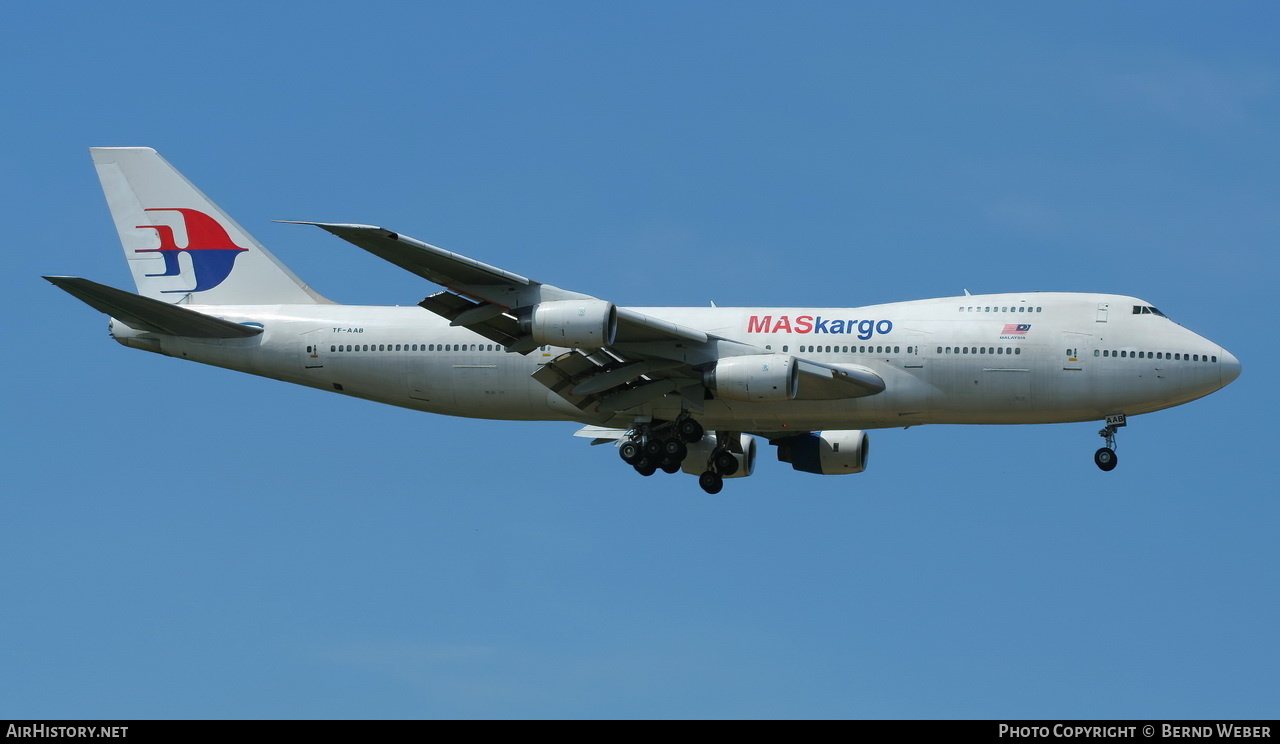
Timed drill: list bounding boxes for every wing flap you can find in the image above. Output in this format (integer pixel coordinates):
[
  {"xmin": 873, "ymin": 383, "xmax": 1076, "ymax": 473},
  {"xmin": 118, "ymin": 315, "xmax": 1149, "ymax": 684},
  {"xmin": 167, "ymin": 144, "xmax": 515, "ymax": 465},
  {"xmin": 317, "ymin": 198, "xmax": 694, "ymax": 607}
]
[
  {"xmin": 44, "ymin": 276, "xmax": 263, "ymax": 338},
  {"xmin": 418, "ymin": 291, "xmax": 524, "ymax": 348},
  {"xmin": 570, "ymin": 359, "xmax": 684, "ymax": 396},
  {"xmin": 530, "ymin": 350, "xmax": 610, "ymax": 415},
  {"xmin": 596, "ymin": 379, "xmax": 679, "ymax": 411}
]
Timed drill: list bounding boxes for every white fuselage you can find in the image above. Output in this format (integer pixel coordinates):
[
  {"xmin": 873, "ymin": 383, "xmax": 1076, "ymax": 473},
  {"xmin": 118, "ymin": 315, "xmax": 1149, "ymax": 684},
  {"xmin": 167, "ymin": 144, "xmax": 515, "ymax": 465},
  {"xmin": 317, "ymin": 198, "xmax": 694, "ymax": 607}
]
[{"xmin": 110, "ymin": 291, "xmax": 1239, "ymax": 432}]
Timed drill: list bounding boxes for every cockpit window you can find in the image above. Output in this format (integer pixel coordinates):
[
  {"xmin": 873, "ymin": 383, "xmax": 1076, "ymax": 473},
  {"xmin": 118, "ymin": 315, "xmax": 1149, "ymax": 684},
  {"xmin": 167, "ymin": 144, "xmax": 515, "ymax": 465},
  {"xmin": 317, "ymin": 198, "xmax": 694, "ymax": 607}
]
[{"xmin": 1132, "ymin": 305, "xmax": 1168, "ymax": 317}]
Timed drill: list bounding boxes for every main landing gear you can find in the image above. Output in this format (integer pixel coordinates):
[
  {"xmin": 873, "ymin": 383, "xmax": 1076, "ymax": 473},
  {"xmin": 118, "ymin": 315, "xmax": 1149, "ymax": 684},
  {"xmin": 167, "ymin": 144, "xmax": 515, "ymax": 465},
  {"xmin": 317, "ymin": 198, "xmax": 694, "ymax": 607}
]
[
  {"xmin": 618, "ymin": 416, "xmax": 703, "ymax": 479},
  {"xmin": 1094, "ymin": 415, "xmax": 1125, "ymax": 472},
  {"xmin": 616, "ymin": 416, "xmax": 742, "ymax": 494},
  {"xmin": 697, "ymin": 431, "xmax": 742, "ymax": 495}
]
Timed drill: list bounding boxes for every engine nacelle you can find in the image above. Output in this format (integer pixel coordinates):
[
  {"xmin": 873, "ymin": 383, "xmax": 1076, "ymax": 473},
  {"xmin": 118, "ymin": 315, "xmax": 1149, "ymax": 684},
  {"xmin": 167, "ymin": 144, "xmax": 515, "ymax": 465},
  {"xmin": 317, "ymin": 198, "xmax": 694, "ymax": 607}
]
[
  {"xmin": 529, "ymin": 299, "xmax": 618, "ymax": 349},
  {"xmin": 681, "ymin": 433, "xmax": 758, "ymax": 478},
  {"xmin": 704, "ymin": 354, "xmax": 798, "ymax": 402},
  {"xmin": 775, "ymin": 430, "xmax": 869, "ymax": 475}
]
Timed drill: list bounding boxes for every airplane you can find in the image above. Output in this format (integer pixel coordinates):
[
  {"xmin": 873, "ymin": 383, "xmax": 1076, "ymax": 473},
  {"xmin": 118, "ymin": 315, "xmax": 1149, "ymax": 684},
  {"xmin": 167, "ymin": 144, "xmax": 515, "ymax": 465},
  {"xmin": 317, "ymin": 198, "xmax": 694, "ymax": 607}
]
[{"xmin": 46, "ymin": 147, "xmax": 1242, "ymax": 493}]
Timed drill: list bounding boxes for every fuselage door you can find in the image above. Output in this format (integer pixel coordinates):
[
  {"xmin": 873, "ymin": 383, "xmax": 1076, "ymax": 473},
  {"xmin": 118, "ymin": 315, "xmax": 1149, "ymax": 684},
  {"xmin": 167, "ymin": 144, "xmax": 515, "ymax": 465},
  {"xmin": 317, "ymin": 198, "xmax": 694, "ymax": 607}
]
[
  {"xmin": 904, "ymin": 333, "xmax": 925, "ymax": 369},
  {"xmin": 300, "ymin": 329, "xmax": 325, "ymax": 370},
  {"xmin": 1096, "ymin": 302, "xmax": 1110, "ymax": 323},
  {"xmin": 1061, "ymin": 332, "xmax": 1089, "ymax": 371}
]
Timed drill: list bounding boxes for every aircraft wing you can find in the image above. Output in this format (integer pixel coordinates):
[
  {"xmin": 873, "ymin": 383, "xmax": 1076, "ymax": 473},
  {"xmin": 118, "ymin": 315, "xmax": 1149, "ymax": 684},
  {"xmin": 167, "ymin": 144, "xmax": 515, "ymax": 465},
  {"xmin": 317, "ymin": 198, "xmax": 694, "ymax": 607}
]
[
  {"xmin": 294, "ymin": 221, "xmax": 882, "ymax": 419},
  {"xmin": 285, "ymin": 223, "xmax": 555, "ymax": 306},
  {"xmin": 290, "ymin": 222, "xmax": 712, "ymax": 349}
]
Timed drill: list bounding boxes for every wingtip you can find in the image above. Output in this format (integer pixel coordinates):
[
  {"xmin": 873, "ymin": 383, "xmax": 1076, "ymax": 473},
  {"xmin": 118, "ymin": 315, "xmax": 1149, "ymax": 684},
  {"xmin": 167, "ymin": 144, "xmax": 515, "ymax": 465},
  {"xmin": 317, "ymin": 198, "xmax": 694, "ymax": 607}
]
[{"xmin": 274, "ymin": 220, "xmax": 386, "ymax": 231}]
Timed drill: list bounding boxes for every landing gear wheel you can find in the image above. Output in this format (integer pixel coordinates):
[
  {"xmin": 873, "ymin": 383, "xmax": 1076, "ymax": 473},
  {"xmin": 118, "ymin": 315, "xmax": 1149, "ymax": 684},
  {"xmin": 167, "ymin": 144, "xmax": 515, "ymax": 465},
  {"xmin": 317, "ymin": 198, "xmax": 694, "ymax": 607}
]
[
  {"xmin": 678, "ymin": 418, "xmax": 704, "ymax": 443},
  {"xmin": 713, "ymin": 451, "xmax": 739, "ymax": 476},
  {"xmin": 698, "ymin": 471, "xmax": 723, "ymax": 494},
  {"xmin": 1094, "ymin": 447, "xmax": 1118, "ymax": 472},
  {"xmin": 643, "ymin": 439, "xmax": 663, "ymax": 457},
  {"xmin": 663, "ymin": 439, "xmax": 688, "ymax": 461},
  {"xmin": 619, "ymin": 441, "xmax": 642, "ymax": 465},
  {"xmin": 660, "ymin": 460, "xmax": 681, "ymax": 474},
  {"xmin": 634, "ymin": 458, "xmax": 657, "ymax": 476}
]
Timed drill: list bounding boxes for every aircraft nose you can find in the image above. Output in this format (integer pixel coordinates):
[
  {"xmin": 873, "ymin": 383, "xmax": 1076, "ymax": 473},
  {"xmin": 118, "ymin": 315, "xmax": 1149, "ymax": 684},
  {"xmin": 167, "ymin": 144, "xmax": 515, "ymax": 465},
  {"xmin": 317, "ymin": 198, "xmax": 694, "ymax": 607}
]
[{"xmin": 1219, "ymin": 347, "xmax": 1241, "ymax": 387}]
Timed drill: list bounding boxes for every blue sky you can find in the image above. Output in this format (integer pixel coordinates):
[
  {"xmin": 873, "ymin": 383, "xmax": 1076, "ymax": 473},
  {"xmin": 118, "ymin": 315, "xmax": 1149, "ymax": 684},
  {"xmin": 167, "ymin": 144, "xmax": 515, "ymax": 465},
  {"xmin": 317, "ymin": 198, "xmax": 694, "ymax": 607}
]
[{"xmin": 2, "ymin": 2, "xmax": 1276, "ymax": 719}]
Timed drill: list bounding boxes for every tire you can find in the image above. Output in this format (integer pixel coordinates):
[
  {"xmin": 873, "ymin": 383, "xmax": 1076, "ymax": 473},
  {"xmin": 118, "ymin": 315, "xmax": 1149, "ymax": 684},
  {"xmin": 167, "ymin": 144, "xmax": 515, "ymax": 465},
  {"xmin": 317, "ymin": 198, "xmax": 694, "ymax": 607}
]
[
  {"xmin": 663, "ymin": 439, "xmax": 688, "ymax": 461},
  {"xmin": 644, "ymin": 439, "xmax": 663, "ymax": 456},
  {"xmin": 713, "ymin": 451, "xmax": 739, "ymax": 476},
  {"xmin": 660, "ymin": 460, "xmax": 681, "ymax": 474},
  {"xmin": 1094, "ymin": 447, "xmax": 1118, "ymax": 472},
  {"xmin": 698, "ymin": 471, "xmax": 723, "ymax": 494},
  {"xmin": 678, "ymin": 419, "xmax": 704, "ymax": 443},
  {"xmin": 634, "ymin": 458, "xmax": 657, "ymax": 476},
  {"xmin": 619, "ymin": 441, "xmax": 642, "ymax": 464}
]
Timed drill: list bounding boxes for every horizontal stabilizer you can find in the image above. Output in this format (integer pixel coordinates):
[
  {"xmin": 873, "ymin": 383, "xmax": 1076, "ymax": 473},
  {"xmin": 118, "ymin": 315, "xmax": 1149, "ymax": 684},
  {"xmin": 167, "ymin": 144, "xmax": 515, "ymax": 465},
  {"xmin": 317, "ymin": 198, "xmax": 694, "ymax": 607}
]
[
  {"xmin": 44, "ymin": 276, "xmax": 263, "ymax": 338},
  {"xmin": 573, "ymin": 426, "xmax": 630, "ymax": 445}
]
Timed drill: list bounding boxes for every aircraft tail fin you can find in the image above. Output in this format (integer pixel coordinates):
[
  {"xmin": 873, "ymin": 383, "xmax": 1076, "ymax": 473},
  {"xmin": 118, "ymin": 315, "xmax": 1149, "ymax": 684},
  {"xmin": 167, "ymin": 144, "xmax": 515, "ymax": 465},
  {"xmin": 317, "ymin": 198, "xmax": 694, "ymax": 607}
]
[{"xmin": 91, "ymin": 147, "xmax": 329, "ymax": 305}]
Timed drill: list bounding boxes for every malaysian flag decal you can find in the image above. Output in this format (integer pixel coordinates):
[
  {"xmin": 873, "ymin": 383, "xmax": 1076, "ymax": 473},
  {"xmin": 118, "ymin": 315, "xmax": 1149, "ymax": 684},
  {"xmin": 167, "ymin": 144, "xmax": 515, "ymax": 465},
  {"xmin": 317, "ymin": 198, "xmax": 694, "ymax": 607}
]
[{"xmin": 1002, "ymin": 324, "xmax": 1032, "ymax": 334}]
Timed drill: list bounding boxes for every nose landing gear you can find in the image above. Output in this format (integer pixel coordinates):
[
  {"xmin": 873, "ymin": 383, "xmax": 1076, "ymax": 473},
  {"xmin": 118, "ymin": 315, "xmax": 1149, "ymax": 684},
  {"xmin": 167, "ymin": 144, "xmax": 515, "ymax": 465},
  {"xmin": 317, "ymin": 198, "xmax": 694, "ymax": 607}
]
[{"xmin": 1094, "ymin": 415, "xmax": 1125, "ymax": 471}]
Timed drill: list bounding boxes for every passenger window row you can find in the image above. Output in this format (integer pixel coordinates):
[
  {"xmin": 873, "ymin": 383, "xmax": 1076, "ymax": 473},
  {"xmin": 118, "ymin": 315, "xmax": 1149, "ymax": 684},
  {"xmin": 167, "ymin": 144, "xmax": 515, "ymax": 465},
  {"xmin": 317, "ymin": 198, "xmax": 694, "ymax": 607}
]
[
  {"xmin": 938, "ymin": 346, "xmax": 1022, "ymax": 355},
  {"xmin": 959, "ymin": 306, "xmax": 1042, "ymax": 313},
  {"xmin": 800, "ymin": 345, "xmax": 905, "ymax": 354},
  {"xmin": 1095, "ymin": 349, "xmax": 1216, "ymax": 362},
  {"xmin": 329, "ymin": 343, "xmax": 509, "ymax": 353}
]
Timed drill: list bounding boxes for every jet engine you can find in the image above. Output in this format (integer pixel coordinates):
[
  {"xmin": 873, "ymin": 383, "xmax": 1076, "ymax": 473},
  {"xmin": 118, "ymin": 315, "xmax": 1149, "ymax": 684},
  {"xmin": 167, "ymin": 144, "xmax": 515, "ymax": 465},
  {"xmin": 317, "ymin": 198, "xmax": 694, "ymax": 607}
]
[
  {"xmin": 681, "ymin": 433, "xmax": 758, "ymax": 478},
  {"xmin": 529, "ymin": 299, "xmax": 617, "ymax": 349},
  {"xmin": 775, "ymin": 430, "xmax": 869, "ymax": 475},
  {"xmin": 703, "ymin": 354, "xmax": 798, "ymax": 402}
]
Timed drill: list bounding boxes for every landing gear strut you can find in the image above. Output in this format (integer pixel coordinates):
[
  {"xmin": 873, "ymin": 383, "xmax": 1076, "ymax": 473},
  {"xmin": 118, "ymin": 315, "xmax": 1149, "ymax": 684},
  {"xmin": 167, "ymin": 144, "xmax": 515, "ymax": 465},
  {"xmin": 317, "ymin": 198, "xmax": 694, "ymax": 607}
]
[
  {"xmin": 697, "ymin": 430, "xmax": 742, "ymax": 493},
  {"xmin": 1095, "ymin": 421, "xmax": 1121, "ymax": 472},
  {"xmin": 697, "ymin": 454, "xmax": 737, "ymax": 494}
]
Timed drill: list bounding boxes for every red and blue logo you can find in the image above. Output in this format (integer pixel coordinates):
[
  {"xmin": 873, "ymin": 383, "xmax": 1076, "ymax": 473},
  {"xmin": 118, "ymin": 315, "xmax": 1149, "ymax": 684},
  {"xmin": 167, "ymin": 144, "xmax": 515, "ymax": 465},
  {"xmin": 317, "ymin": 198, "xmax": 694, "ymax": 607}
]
[{"xmin": 134, "ymin": 208, "xmax": 248, "ymax": 293}]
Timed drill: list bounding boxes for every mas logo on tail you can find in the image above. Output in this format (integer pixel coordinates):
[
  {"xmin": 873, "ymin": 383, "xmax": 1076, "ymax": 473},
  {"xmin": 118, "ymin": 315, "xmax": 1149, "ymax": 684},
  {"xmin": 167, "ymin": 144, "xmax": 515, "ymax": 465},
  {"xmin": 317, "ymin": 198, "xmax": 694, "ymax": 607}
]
[{"xmin": 134, "ymin": 208, "xmax": 248, "ymax": 293}]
